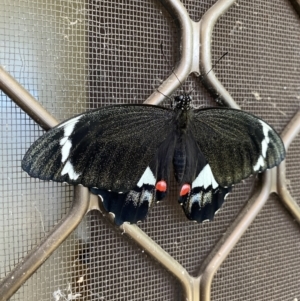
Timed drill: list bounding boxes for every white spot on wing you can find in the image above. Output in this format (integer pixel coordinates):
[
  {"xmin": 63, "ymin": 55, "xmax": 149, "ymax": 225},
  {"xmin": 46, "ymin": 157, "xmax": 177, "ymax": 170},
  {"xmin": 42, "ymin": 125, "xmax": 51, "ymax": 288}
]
[
  {"xmin": 58, "ymin": 115, "xmax": 82, "ymax": 163},
  {"xmin": 189, "ymin": 192, "xmax": 202, "ymax": 212},
  {"xmin": 140, "ymin": 190, "xmax": 154, "ymax": 207},
  {"xmin": 188, "ymin": 190, "xmax": 213, "ymax": 214},
  {"xmin": 61, "ymin": 160, "xmax": 80, "ymax": 180},
  {"xmin": 192, "ymin": 164, "xmax": 218, "ymax": 190},
  {"xmin": 137, "ymin": 166, "xmax": 156, "ymax": 187},
  {"xmin": 260, "ymin": 120, "xmax": 271, "ymax": 156},
  {"xmin": 253, "ymin": 155, "xmax": 265, "ymax": 172},
  {"xmin": 58, "ymin": 115, "xmax": 82, "ymax": 131},
  {"xmin": 126, "ymin": 190, "xmax": 140, "ymax": 206},
  {"xmin": 60, "ymin": 136, "xmax": 68, "ymax": 145},
  {"xmin": 261, "ymin": 139, "xmax": 268, "ymax": 158},
  {"xmin": 60, "ymin": 139, "xmax": 72, "ymax": 163},
  {"xmin": 253, "ymin": 120, "xmax": 271, "ymax": 171}
]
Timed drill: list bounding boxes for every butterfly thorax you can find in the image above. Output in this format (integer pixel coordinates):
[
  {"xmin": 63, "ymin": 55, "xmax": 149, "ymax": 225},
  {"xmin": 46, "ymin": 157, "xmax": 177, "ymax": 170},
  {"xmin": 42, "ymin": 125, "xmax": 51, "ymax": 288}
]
[
  {"xmin": 174, "ymin": 94, "xmax": 192, "ymax": 111},
  {"xmin": 174, "ymin": 94, "xmax": 192, "ymax": 130}
]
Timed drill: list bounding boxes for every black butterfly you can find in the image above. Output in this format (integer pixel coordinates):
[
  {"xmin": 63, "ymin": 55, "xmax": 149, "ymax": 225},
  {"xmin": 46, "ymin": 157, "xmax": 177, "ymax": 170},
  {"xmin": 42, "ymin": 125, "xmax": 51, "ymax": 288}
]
[{"xmin": 22, "ymin": 95, "xmax": 285, "ymax": 225}]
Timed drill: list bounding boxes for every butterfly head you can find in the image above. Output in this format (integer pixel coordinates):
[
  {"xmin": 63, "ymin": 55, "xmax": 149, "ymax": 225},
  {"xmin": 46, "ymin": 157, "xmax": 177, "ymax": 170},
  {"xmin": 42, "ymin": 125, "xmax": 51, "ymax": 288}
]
[{"xmin": 174, "ymin": 94, "xmax": 192, "ymax": 111}]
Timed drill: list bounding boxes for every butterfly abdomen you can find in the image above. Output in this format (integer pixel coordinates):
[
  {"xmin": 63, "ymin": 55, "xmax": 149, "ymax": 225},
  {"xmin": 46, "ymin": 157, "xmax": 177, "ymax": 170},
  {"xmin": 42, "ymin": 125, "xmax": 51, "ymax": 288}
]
[
  {"xmin": 172, "ymin": 108, "xmax": 195, "ymax": 182},
  {"xmin": 173, "ymin": 140, "xmax": 187, "ymax": 183}
]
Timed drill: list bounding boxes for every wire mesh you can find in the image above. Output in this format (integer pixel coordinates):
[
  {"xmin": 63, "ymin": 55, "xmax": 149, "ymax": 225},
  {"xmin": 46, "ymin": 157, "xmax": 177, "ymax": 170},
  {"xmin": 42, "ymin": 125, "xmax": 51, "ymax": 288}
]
[
  {"xmin": 211, "ymin": 194, "xmax": 300, "ymax": 301},
  {"xmin": 211, "ymin": 0, "xmax": 300, "ymax": 132},
  {"xmin": 0, "ymin": 0, "xmax": 300, "ymax": 300}
]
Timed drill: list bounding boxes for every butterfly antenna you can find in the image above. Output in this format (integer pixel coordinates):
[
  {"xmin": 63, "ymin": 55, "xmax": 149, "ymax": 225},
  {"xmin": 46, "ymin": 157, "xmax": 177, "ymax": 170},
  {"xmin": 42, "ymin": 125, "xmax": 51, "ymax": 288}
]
[
  {"xmin": 186, "ymin": 53, "xmax": 228, "ymax": 96},
  {"xmin": 156, "ymin": 87, "xmax": 173, "ymax": 103},
  {"xmin": 203, "ymin": 52, "xmax": 228, "ymax": 78}
]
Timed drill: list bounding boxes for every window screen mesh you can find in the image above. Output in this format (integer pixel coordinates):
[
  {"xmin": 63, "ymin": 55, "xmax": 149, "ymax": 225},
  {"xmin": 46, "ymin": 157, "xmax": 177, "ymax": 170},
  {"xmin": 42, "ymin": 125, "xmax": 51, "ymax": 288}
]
[{"xmin": 0, "ymin": 0, "xmax": 299, "ymax": 300}]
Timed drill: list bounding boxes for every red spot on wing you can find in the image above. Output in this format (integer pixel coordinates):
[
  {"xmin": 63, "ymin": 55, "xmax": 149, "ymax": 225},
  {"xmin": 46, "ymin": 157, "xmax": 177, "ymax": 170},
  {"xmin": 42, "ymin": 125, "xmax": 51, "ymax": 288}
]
[
  {"xmin": 155, "ymin": 180, "xmax": 167, "ymax": 192},
  {"xmin": 180, "ymin": 184, "xmax": 191, "ymax": 196}
]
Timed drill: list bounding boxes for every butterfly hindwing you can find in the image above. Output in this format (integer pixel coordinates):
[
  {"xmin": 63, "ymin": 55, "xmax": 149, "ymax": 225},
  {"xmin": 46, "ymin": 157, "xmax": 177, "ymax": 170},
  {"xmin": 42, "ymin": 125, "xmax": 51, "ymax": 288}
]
[
  {"xmin": 90, "ymin": 132, "xmax": 177, "ymax": 225},
  {"xmin": 173, "ymin": 133, "xmax": 230, "ymax": 222},
  {"xmin": 91, "ymin": 167, "xmax": 158, "ymax": 225}
]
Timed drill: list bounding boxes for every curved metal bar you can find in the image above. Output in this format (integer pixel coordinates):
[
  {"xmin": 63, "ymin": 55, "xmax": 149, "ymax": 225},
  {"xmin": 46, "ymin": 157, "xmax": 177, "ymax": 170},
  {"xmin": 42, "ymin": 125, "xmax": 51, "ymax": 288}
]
[
  {"xmin": 145, "ymin": 0, "xmax": 195, "ymax": 105},
  {"xmin": 277, "ymin": 109, "xmax": 300, "ymax": 224},
  {"xmin": 143, "ymin": 1, "xmax": 242, "ymax": 300},
  {"xmin": 0, "ymin": 186, "xmax": 90, "ymax": 301},
  {"xmin": 277, "ymin": 161, "xmax": 300, "ymax": 224},
  {"xmin": 198, "ymin": 172, "xmax": 271, "ymax": 301},
  {"xmin": 0, "ymin": 67, "xmax": 90, "ymax": 299},
  {"xmin": 146, "ymin": 0, "xmax": 238, "ymax": 109},
  {"xmin": 0, "ymin": 66, "xmax": 57, "ymax": 131},
  {"xmin": 199, "ymin": 0, "xmax": 239, "ymax": 108},
  {"xmin": 280, "ymin": 109, "xmax": 300, "ymax": 151},
  {"xmin": 95, "ymin": 197, "xmax": 203, "ymax": 299},
  {"xmin": 122, "ymin": 223, "xmax": 196, "ymax": 300}
]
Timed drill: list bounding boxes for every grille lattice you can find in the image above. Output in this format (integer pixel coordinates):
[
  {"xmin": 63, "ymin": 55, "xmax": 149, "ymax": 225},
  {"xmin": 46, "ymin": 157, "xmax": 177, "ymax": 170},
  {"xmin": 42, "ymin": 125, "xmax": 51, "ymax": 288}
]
[{"xmin": 0, "ymin": 0, "xmax": 299, "ymax": 300}]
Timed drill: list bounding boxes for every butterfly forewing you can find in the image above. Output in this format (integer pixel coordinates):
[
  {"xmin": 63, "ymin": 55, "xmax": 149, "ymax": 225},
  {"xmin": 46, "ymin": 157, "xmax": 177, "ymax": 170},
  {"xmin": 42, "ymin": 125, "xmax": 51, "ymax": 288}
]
[
  {"xmin": 22, "ymin": 105, "xmax": 175, "ymax": 192},
  {"xmin": 191, "ymin": 108, "xmax": 285, "ymax": 187}
]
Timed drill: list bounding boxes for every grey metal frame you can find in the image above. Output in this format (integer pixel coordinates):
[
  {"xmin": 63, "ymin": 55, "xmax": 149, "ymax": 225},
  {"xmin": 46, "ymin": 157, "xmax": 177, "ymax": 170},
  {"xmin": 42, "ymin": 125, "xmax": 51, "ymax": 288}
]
[{"xmin": 1, "ymin": 0, "xmax": 300, "ymax": 300}]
